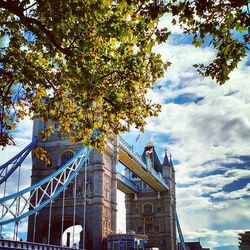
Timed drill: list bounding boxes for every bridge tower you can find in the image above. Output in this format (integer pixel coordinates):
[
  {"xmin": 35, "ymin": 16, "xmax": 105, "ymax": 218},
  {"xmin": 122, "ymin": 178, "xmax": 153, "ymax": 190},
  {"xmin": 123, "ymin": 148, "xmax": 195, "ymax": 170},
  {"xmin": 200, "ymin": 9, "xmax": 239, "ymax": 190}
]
[
  {"xmin": 27, "ymin": 119, "xmax": 118, "ymax": 249},
  {"xmin": 125, "ymin": 142, "xmax": 176, "ymax": 250}
]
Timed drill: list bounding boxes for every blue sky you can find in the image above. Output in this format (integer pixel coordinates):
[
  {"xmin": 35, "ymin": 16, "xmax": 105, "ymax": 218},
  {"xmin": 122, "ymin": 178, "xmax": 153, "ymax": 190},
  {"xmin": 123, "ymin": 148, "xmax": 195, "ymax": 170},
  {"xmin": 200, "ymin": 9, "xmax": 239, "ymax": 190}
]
[
  {"xmin": 1, "ymin": 12, "xmax": 250, "ymax": 250},
  {"xmin": 118, "ymin": 13, "xmax": 250, "ymax": 249}
]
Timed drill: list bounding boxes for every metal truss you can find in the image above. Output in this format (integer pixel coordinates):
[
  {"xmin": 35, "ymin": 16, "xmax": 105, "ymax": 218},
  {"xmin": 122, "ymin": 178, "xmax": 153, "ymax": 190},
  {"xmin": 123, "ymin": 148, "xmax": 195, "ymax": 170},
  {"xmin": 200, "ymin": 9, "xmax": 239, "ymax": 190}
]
[
  {"xmin": 0, "ymin": 138, "xmax": 37, "ymax": 185},
  {"xmin": 0, "ymin": 146, "xmax": 91, "ymax": 226}
]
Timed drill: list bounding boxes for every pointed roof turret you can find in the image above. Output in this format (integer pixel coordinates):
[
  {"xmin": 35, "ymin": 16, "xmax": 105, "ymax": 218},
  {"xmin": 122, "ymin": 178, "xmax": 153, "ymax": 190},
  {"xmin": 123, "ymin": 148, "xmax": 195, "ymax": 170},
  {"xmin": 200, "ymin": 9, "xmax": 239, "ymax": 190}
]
[
  {"xmin": 162, "ymin": 147, "xmax": 171, "ymax": 167},
  {"xmin": 145, "ymin": 138, "xmax": 154, "ymax": 148},
  {"xmin": 142, "ymin": 142, "xmax": 162, "ymax": 173},
  {"xmin": 169, "ymin": 152, "xmax": 173, "ymax": 166}
]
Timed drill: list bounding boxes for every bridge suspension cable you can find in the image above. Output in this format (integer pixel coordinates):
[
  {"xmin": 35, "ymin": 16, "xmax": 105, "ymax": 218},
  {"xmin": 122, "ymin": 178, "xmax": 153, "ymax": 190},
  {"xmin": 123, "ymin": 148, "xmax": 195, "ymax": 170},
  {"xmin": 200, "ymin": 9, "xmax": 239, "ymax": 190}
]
[
  {"xmin": 82, "ymin": 160, "xmax": 87, "ymax": 250},
  {"xmin": 72, "ymin": 173, "xmax": 77, "ymax": 246},
  {"xmin": 176, "ymin": 210, "xmax": 188, "ymax": 250},
  {"xmin": 0, "ymin": 145, "xmax": 91, "ymax": 226},
  {"xmin": 60, "ymin": 177, "xmax": 66, "ymax": 245},
  {"xmin": 0, "ymin": 138, "xmax": 37, "ymax": 186}
]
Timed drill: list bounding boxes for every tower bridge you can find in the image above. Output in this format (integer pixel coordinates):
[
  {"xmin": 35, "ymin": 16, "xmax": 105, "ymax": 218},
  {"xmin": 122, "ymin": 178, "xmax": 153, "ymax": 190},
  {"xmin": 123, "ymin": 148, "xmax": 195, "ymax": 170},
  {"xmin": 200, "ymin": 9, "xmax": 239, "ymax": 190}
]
[{"xmin": 0, "ymin": 119, "xmax": 187, "ymax": 250}]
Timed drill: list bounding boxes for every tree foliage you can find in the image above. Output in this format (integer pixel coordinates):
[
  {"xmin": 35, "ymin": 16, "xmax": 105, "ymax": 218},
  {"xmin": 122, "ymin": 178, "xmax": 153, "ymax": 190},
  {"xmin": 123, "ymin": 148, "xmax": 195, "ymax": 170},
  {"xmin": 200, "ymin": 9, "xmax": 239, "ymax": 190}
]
[
  {"xmin": 170, "ymin": 0, "xmax": 250, "ymax": 84},
  {"xmin": 0, "ymin": 0, "xmax": 249, "ymax": 148}
]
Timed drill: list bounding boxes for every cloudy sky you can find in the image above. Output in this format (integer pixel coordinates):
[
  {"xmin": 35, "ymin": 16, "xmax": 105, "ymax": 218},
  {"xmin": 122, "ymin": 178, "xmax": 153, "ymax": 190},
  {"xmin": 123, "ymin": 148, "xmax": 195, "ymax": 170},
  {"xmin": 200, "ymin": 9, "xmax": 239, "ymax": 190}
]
[
  {"xmin": 119, "ymin": 13, "xmax": 250, "ymax": 250},
  {"xmin": 1, "ymin": 13, "xmax": 249, "ymax": 250}
]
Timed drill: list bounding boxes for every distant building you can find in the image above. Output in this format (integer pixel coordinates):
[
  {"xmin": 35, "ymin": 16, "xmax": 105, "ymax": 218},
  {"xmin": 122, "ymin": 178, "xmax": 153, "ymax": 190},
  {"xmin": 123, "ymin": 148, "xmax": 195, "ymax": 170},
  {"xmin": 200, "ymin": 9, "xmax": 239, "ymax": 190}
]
[
  {"xmin": 186, "ymin": 242, "xmax": 203, "ymax": 250},
  {"xmin": 239, "ymin": 231, "xmax": 250, "ymax": 250},
  {"xmin": 177, "ymin": 241, "xmax": 210, "ymax": 250}
]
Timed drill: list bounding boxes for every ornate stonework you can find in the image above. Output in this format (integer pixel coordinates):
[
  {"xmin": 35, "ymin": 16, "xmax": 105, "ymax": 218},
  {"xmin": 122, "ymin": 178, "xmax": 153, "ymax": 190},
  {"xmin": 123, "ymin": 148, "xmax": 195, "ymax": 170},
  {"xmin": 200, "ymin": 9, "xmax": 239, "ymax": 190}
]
[
  {"xmin": 27, "ymin": 119, "xmax": 118, "ymax": 250},
  {"xmin": 28, "ymin": 119, "xmax": 176, "ymax": 249},
  {"xmin": 125, "ymin": 146, "xmax": 177, "ymax": 250}
]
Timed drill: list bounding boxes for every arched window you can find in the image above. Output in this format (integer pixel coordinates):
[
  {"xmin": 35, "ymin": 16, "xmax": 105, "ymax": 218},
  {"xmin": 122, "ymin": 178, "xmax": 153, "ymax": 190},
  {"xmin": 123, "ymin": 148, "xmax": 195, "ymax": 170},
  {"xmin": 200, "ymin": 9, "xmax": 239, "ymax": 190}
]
[
  {"xmin": 145, "ymin": 224, "xmax": 153, "ymax": 233},
  {"xmin": 61, "ymin": 150, "xmax": 74, "ymax": 166},
  {"xmin": 144, "ymin": 203, "xmax": 153, "ymax": 214},
  {"xmin": 54, "ymin": 122, "xmax": 59, "ymax": 130}
]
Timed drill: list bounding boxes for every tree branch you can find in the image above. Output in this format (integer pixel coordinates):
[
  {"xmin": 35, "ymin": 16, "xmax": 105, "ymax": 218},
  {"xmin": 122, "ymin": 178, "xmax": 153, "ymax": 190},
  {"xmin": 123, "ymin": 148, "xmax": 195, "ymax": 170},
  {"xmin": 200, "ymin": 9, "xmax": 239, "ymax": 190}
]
[{"xmin": 0, "ymin": 0, "xmax": 73, "ymax": 56}]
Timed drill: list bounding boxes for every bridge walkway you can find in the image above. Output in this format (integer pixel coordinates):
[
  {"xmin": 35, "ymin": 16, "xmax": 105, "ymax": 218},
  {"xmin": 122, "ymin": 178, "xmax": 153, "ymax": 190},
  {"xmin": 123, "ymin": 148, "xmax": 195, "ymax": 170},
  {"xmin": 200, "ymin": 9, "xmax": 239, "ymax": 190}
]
[
  {"xmin": 116, "ymin": 171, "xmax": 139, "ymax": 194},
  {"xmin": 118, "ymin": 137, "xmax": 169, "ymax": 192}
]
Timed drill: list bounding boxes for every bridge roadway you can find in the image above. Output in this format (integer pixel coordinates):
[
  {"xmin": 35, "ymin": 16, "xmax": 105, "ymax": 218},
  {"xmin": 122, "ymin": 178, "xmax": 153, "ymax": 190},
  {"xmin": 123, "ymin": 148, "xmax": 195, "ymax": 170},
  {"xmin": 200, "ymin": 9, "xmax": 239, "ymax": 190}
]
[{"xmin": 118, "ymin": 137, "xmax": 169, "ymax": 192}]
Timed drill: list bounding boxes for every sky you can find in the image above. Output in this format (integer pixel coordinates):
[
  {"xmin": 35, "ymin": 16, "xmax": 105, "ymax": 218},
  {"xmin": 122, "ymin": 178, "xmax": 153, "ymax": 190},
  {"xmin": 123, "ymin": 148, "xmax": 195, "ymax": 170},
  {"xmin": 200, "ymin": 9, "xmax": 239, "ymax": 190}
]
[
  {"xmin": 117, "ymin": 13, "xmax": 250, "ymax": 250},
  {"xmin": 0, "ymin": 12, "xmax": 250, "ymax": 250}
]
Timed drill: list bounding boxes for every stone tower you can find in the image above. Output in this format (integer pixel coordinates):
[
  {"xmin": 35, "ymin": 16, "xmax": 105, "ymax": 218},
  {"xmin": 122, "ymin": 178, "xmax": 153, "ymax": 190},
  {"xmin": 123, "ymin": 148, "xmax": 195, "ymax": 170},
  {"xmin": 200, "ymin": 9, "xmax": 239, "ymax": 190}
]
[
  {"xmin": 125, "ymin": 142, "xmax": 176, "ymax": 250},
  {"xmin": 27, "ymin": 119, "xmax": 118, "ymax": 249}
]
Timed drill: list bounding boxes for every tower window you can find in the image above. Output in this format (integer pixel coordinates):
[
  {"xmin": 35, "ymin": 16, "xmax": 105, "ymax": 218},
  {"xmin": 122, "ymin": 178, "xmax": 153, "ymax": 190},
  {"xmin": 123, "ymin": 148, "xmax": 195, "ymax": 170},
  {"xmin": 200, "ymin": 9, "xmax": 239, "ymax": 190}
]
[
  {"xmin": 160, "ymin": 239, "xmax": 165, "ymax": 246},
  {"xmin": 137, "ymin": 226, "xmax": 142, "ymax": 233},
  {"xmin": 54, "ymin": 122, "xmax": 59, "ymax": 130},
  {"xmin": 154, "ymin": 225, "xmax": 159, "ymax": 232},
  {"xmin": 144, "ymin": 203, "xmax": 153, "ymax": 214},
  {"xmin": 61, "ymin": 150, "xmax": 74, "ymax": 166},
  {"xmin": 145, "ymin": 224, "xmax": 152, "ymax": 233}
]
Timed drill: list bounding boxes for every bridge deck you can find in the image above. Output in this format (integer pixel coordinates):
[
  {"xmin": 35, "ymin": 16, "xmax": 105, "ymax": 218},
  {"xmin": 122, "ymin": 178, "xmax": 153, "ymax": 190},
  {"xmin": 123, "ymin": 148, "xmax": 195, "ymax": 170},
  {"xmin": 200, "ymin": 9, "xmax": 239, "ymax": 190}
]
[
  {"xmin": 117, "ymin": 172, "xmax": 139, "ymax": 194},
  {"xmin": 119, "ymin": 137, "xmax": 169, "ymax": 192}
]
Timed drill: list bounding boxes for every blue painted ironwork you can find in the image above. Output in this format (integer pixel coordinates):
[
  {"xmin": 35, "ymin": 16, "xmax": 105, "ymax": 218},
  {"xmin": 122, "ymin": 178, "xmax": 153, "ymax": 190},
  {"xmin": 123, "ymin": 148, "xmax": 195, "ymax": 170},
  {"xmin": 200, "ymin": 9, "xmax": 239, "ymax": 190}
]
[
  {"xmin": 176, "ymin": 210, "xmax": 188, "ymax": 250},
  {"xmin": 0, "ymin": 146, "xmax": 91, "ymax": 226},
  {"xmin": 0, "ymin": 238, "xmax": 75, "ymax": 250},
  {"xmin": 0, "ymin": 135, "xmax": 180, "ymax": 243},
  {"xmin": 119, "ymin": 137, "xmax": 168, "ymax": 190},
  {"xmin": 117, "ymin": 172, "xmax": 139, "ymax": 193},
  {"xmin": 0, "ymin": 138, "xmax": 37, "ymax": 185}
]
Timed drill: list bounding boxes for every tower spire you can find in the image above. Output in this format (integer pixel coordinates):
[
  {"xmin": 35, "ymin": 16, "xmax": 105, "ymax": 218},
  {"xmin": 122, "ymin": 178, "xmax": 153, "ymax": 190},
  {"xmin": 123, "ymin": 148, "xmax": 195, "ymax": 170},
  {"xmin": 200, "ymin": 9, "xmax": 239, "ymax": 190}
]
[
  {"xmin": 169, "ymin": 153, "xmax": 173, "ymax": 165},
  {"xmin": 163, "ymin": 148, "xmax": 171, "ymax": 166}
]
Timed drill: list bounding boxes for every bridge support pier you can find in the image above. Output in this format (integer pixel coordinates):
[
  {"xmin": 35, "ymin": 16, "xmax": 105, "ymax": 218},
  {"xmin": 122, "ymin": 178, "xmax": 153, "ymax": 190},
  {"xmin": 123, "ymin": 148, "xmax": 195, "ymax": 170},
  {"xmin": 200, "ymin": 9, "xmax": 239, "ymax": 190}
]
[
  {"xmin": 28, "ymin": 119, "xmax": 119, "ymax": 250},
  {"xmin": 124, "ymin": 142, "xmax": 177, "ymax": 250}
]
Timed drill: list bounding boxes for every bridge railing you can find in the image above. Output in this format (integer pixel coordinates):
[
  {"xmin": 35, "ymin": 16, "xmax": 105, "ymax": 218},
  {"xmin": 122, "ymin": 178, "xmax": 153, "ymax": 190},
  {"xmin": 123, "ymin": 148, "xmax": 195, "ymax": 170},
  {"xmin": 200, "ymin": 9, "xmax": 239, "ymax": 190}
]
[
  {"xmin": 117, "ymin": 172, "xmax": 139, "ymax": 192},
  {"xmin": 119, "ymin": 137, "xmax": 147, "ymax": 169},
  {"xmin": 0, "ymin": 238, "xmax": 76, "ymax": 250},
  {"xmin": 119, "ymin": 137, "xmax": 168, "ymax": 188}
]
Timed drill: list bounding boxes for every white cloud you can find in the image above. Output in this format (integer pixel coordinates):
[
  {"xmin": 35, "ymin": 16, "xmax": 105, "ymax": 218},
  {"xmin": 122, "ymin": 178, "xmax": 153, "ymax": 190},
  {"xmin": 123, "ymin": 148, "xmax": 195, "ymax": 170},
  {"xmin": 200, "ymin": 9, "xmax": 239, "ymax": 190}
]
[
  {"xmin": 211, "ymin": 183, "xmax": 250, "ymax": 200},
  {"xmin": 12, "ymin": 116, "xmax": 33, "ymax": 141},
  {"xmin": 117, "ymin": 38, "xmax": 250, "ymax": 249},
  {"xmin": 144, "ymin": 34, "xmax": 250, "ymax": 249},
  {"xmin": 158, "ymin": 13, "xmax": 184, "ymax": 35}
]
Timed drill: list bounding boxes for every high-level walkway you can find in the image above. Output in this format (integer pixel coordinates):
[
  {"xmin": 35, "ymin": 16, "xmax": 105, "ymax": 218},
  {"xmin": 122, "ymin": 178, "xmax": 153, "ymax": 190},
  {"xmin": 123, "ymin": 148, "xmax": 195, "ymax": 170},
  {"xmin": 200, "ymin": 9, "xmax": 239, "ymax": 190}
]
[
  {"xmin": 116, "ymin": 171, "xmax": 139, "ymax": 194},
  {"xmin": 118, "ymin": 137, "xmax": 169, "ymax": 192}
]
